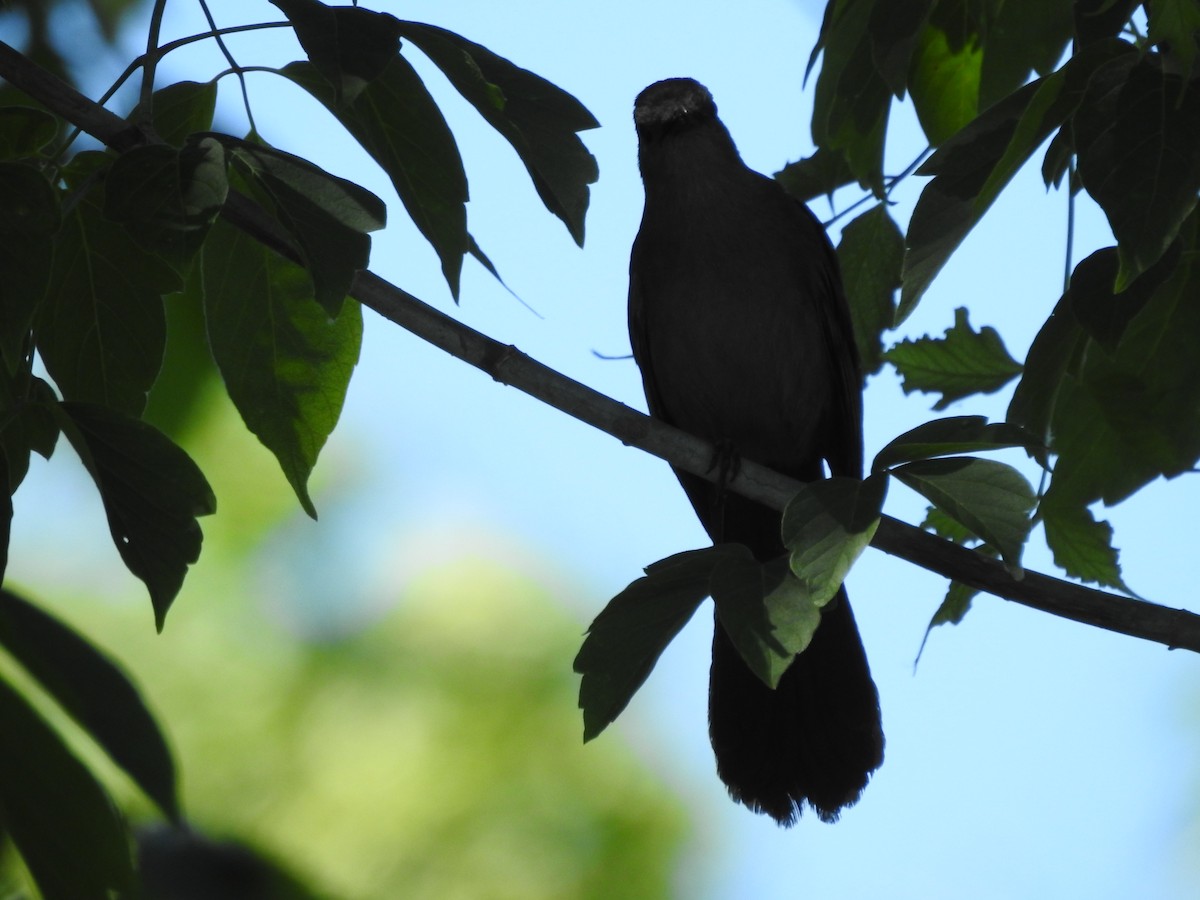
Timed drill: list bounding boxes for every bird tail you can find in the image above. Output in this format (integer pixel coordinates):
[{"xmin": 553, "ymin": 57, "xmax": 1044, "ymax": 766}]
[{"xmin": 708, "ymin": 586, "xmax": 883, "ymax": 825}]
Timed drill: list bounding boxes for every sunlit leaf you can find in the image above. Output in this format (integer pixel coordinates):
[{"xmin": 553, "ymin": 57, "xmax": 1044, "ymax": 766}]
[
  {"xmin": 1041, "ymin": 491, "xmax": 1126, "ymax": 588},
  {"xmin": 202, "ymin": 217, "xmax": 361, "ymax": 519}
]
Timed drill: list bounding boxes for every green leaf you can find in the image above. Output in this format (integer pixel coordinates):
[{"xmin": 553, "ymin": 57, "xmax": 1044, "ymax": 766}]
[
  {"xmin": 1147, "ymin": 0, "xmax": 1200, "ymax": 82},
  {"xmin": 104, "ymin": 137, "xmax": 229, "ymax": 277},
  {"xmin": 919, "ymin": 504, "xmax": 976, "ymax": 544},
  {"xmin": 1041, "ymin": 491, "xmax": 1126, "ymax": 588},
  {"xmin": 127, "ymin": 81, "xmax": 217, "ymax": 148},
  {"xmin": 780, "ymin": 474, "xmax": 886, "ymax": 607},
  {"xmin": 0, "ymin": 676, "xmax": 133, "ymax": 899},
  {"xmin": 836, "ymin": 204, "xmax": 902, "ymax": 374},
  {"xmin": 37, "ymin": 155, "xmax": 172, "ymax": 416},
  {"xmin": 900, "ymin": 40, "xmax": 1132, "ymax": 319},
  {"xmin": 0, "ymin": 107, "xmax": 57, "ymax": 159},
  {"xmin": 1046, "ymin": 213, "xmax": 1200, "ymax": 508},
  {"xmin": 1006, "ymin": 296, "xmax": 1088, "ymax": 442},
  {"xmin": 282, "ymin": 58, "xmax": 468, "ymax": 298},
  {"xmin": 711, "ymin": 551, "xmax": 823, "ymax": 690},
  {"xmin": 1074, "ymin": 0, "xmax": 1142, "ymax": 46},
  {"xmin": 884, "ymin": 307, "xmax": 1022, "ymax": 409},
  {"xmin": 0, "ymin": 589, "xmax": 179, "ymax": 820},
  {"xmin": 891, "ymin": 456, "xmax": 1035, "ymax": 573},
  {"xmin": 774, "ymin": 146, "xmax": 855, "ymax": 202},
  {"xmin": 873, "ymin": 415, "xmax": 1046, "ymax": 472},
  {"xmin": 1066, "ymin": 243, "xmax": 1181, "ymax": 351},
  {"xmin": 979, "ymin": 0, "xmax": 1073, "ymax": 108},
  {"xmin": 55, "ymin": 402, "xmax": 215, "ymax": 630},
  {"xmin": 202, "ymin": 217, "xmax": 361, "ymax": 519},
  {"xmin": 573, "ymin": 548, "xmax": 718, "ymax": 741},
  {"xmin": 271, "ymin": 0, "xmax": 403, "ymax": 103},
  {"xmin": 0, "ymin": 375, "xmax": 59, "ymax": 495},
  {"xmin": 1074, "ymin": 55, "xmax": 1200, "ymax": 289},
  {"xmin": 914, "ymin": 571, "xmax": 987, "ymax": 667},
  {"xmin": 809, "ymin": 0, "xmax": 893, "ymax": 192},
  {"xmin": 227, "ymin": 137, "xmax": 385, "ymax": 316},
  {"xmin": 908, "ymin": 18, "xmax": 982, "ymax": 145},
  {"xmin": 867, "ymin": 0, "xmax": 936, "ymax": 97},
  {"xmin": 395, "ymin": 21, "xmax": 600, "ymax": 246},
  {"xmin": 0, "ymin": 162, "xmax": 58, "ymax": 370}
]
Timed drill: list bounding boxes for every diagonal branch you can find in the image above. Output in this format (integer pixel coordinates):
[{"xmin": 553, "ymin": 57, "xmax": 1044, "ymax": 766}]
[{"xmin": 2, "ymin": 40, "xmax": 1199, "ymax": 653}]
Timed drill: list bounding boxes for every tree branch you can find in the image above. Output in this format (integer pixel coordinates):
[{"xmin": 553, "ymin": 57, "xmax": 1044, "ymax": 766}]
[{"xmin": 2, "ymin": 40, "xmax": 1198, "ymax": 653}]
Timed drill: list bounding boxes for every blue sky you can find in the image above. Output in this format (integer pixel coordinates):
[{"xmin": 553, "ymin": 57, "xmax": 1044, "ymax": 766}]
[{"xmin": 8, "ymin": 0, "xmax": 1200, "ymax": 897}]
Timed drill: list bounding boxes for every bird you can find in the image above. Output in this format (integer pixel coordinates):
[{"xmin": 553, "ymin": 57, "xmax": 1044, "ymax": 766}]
[{"xmin": 627, "ymin": 77, "xmax": 883, "ymax": 825}]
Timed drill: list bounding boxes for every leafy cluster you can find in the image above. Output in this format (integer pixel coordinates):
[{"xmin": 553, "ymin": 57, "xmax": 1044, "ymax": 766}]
[
  {"xmin": 0, "ymin": 0, "xmax": 597, "ymax": 895},
  {"xmin": 579, "ymin": 1, "xmax": 1200, "ymax": 737}
]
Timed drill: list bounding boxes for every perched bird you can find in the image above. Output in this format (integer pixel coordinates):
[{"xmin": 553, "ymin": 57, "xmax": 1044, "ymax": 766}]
[{"xmin": 627, "ymin": 77, "xmax": 883, "ymax": 825}]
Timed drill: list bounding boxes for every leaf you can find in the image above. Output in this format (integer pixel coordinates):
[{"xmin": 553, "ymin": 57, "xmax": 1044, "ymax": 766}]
[
  {"xmin": 0, "ymin": 375, "xmax": 59, "ymax": 496},
  {"xmin": 873, "ymin": 415, "xmax": 1047, "ymax": 472},
  {"xmin": 1066, "ymin": 243, "xmax": 1181, "ymax": 351},
  {"xmin": 1074, "ymin": 0, "xmax": 1142, "ymax": 46},
  {"xmin": 891, "ymin": 456, "xmax": 1035, "ymax": 573},
  {"xmin": 1074, "ymin": 54, "xmax": 1200, "ymax": 289},
  {"xmin": 900, "ymin": 40, "xmax": 1132, "ymax": 319},
  {"xmin": 37, "ymin": 154, "xmax": 172, "ymax": 416},
  {"xmin": 809, "ymin": 0, "xmax": 893, "ymax": 192},
  {"xmin": 573, "ymin": 548, "xmax": 719, "ymax": 741},
  {"xmin": 1147, "ymin": 0, "xmax": 1200, "ymax": 82},
  {"xmin": 775, "ymin": 146, "xmax": 855, "ymax": 202},
  {"xmin": 867, "ymin": 0, "xmax": 936, "ymax": 97},
  {"xmin": 780, "ymin": 474, "xmax": 886, "ymax": 607},
  {"xmin": 202, "ymin": 217, "xmax": 361, "ymax": 519},
  {"xmin": 271, "ymin": 0, "xmax": 404, "ymax": 103},
  {"xmin": 1006, "ymin": 296, "xmax": 1088, "ymax": 442},
  {"xmin": 0, "ymin": 589, "xmax": 179, "ymax": 820},
  {"xmin": 0, "ymin": 161, "xmax": 58, "ymax": 369},
  {"xmin": 1046, "ymin": 213, "xmax": 1200, "ymax": 508},
  {"xmin": 55, "ymin": 402, "xmax": 215, "ymax": 630},
  {"xmin": 0, "ymin": 106, "xmax": 57, "ymax": 158},
  {"xmin": 282, "ymin": 58, "xmax": 468, "ymax": 298},
  {"xmin": 919, "ymin": 504, "xmax": 976, "ymax": 544},
  {"xmin": 104, "ymin": 136, "xmax": 229, "ymax": 276},
  {"xmin": 884, "ymin": 307, "xmax": 1022, "ymax": 409},
  {"xmin": 979, "ymin": 0, "xmax": 1073, "ymax": 108},
  {"xmin": 1041, "ymin": 491, "xmax": 1126, "ymax": 588},
  {"xmin": 0, "ymin": 675, "xmax": 133, "ymax": 899},
  {"xmin": 908, "ymin": 17, "xmax": 982, "ymax": 145},
  {"xmin": 395, "ymin": 22, "xmax": 599, "ymax": 246},
  {"xmin": 228, "ymin": 137, "xmax": 386, "ymax": 316},
  {"xmin": 127, "ymin": 81, "xmax": 217, "ymax": 148},
  {"xmin": 711, "ymin": 551, "xmax": 824, "ymax": 690},
  {"xmin": 836, "ymin": 204, "xmax": 902, "ymax": 374}
]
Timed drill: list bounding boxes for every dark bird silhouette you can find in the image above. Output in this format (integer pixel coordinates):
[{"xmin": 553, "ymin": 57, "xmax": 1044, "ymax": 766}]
[{"xmin": 627, "ymin": 78, "xmax": 883, "ymax": 825}]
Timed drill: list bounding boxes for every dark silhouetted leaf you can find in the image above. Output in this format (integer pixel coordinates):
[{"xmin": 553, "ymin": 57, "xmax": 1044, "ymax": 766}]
[
  {"xmin": 775, "ymin": 146, "xmax": 855, "ymax": 202},
  {"xmin": 228, "ymin": 137, "xmax": 385, "ymax": 316},
  {"xmin": 1006, "ymin": 297, "xmax": 1088, "ymax": 442},
  {"xmin": 282, "ymin": 58, "xmax": 468, "ymax": 297},
  {"xmin": 395, "ymin": 21, "xmax": 599, "ymax": 246},
  {"xmin": 1067, "ymin": 243, "xmax": 1181, "ymax": 351},
  {"xmin": 892, "ymin": 456, "xmax": 1035, "ymax": 573},
  {"xmin": 0, "ymin": 589, "xmax": 179, "ymax": 820},
  {"xmin": 885, "ymin": 307, "xmax": 1022, "ymax": 409},
  {"xmin": 712, "ymin": 551, "xmax": 822, "ymax": 689},
  {"xmin": 809, "ymin": 0, "xmax": 892, "ymax": 192},
  {"xmin": 873, "ymin": 415, "xmax": 1046, "ymax": 472},
  {"xmin": 127, "ymin": 81, "xmax": 217, "ymax": 148},
  {"xmin": 0, "ymin": 106, "xmax": 57, "ymax": 158},
  {"xmin": 1074, "ymin": 55, "xmax": 1200, "ymax": 289},
  {"xmin": 837, "ymin": 204, "xmax": 902, "ymax": 373},
  {"xmin": 0, "ymin": 375, "xmax": 58, "ymax": 495},
  {"xmin": 868, "ymin": 0, "xmax": 936, "ymax": 97},
  {"xmin": 574, "ymin": 548, "xmax": 720, "ymax": 740},
  {"xmin": 0, "ymin": 161, "xmax": 58, "ymax": 369},
  {"xmin": 1074, "ymin": 0, "xmax": 1141, "ymax": 46},
  {"xmin": 271, "ymin": 0, "xmax": 403, "ymax": 103},
  {"xmin": 105, "ymin": 136, "xmax": 229, "ymax": 276},
  {"xmin": 781, "ymin": 474, "xmax": 886, "ymax": 608},
  {"xmin": 980, "ymin": 0, "xmax": 1073, "ymax": 108},
  {"xmin": 55, "ymin": 402, "xmax": 215, "ymax": 630},
  {"xmin": 202, "ymin": 217, "xmax": 361, "ymax": 519},
  {"xmin": 0, "ymin": 675, "xmax": 133, "ymax": 899},
  {"xmin": 37, "ymin": 154, "xmax": 171, "ymax": 416}
]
